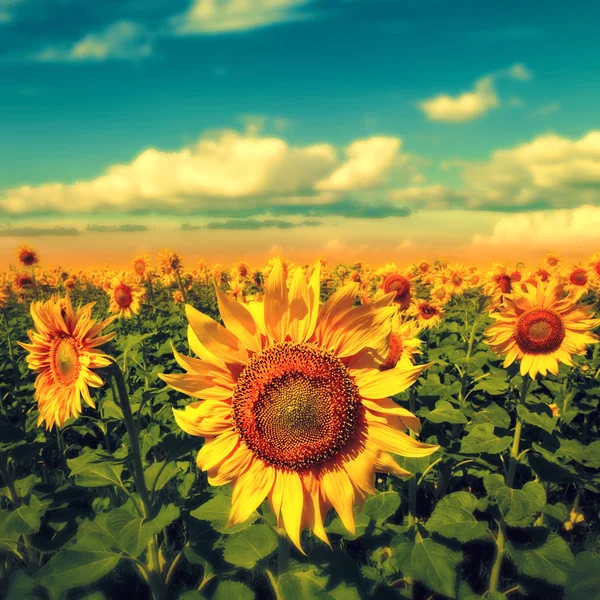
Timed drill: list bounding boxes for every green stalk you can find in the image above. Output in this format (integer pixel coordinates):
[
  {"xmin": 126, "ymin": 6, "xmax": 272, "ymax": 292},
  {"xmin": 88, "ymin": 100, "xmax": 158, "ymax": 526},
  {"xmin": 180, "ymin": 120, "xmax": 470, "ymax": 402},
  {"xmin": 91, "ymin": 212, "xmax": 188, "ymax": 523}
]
[
  {"xmin": 488, "ymin": 376, "xmax": 531, "ymax": 594},
  {"xmin": 0, "ymin": 451, "xmax": 19, "ymax": 507},
  {"xmin": 2, "ymin": 309, "xmax": 19, "ymax": 392},
  {"xmin": 176, "ymin": 272, "xmax": 188, "ymax": 304},
  {"xmin": 110, "ymin": 361, "xmax": 164, "ymax": 600}
]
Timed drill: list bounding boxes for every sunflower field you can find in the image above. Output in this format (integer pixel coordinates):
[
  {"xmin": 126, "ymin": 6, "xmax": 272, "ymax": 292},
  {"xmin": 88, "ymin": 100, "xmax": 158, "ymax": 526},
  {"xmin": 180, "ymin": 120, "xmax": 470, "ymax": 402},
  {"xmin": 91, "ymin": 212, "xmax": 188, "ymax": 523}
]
[{"xmin": 1, "ymin": 246, "xmax": 600, "ymax": 600}]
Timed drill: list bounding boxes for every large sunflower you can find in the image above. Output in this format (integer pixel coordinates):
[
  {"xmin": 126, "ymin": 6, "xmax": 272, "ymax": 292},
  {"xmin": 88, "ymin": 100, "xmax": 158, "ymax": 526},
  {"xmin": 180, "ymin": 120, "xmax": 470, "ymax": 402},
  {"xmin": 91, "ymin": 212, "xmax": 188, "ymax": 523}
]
[
  {"xmin": 161, "ymin": 259, "xmax": 438, "ymax": 551},
  {"xmin": 19, "ymin": 295, "xmax": 116, "ymax": 429},
  {"xmin": 484, "ymin": 281, "xmax": 599, "ymax": 378}
]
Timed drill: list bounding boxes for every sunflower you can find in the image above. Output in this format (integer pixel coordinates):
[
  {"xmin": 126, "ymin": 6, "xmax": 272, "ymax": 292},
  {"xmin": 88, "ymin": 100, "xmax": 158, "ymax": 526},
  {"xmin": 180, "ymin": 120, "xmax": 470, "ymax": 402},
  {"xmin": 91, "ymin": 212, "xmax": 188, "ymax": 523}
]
[
  {"xmin": 161, "ymin": 259, "xmax": 438, "ymax": 552},
  {"xmin": 13, "ymin": 272, "xmax": 34, "ymax": 293},
  {"xmin": 430, "ymin": 284, "xmax": 451, "ymax": 306},
  {"xmin": 379, "ymin": 271, "xmax": 413, "ymax": 311},
  {"xmin": 407, "ymin": 300, "xmax": 444, "ymax": 329},
  {"xmin": 19, "ymin": 295, "xmax": 116, "ymax": 429},
  {"xmin": 563, "ymin": 264, "xmax": 591, "ymax": 296},
  {"xmin": 0, "ymin": 287, "xmax": 8, "ymax": 309},
  {"xmin": 132, "ymin": 254, "xmax": 151, "ymax": 280},
  {"xmin": 443, "ymin": 264, "xmax": 469, "ymax": 297},
  {"xmin": 16, "ymin": 244, "xmax": 39, "ymax": 266},
  {"xmin": 586, "ymin": 252, "xmax": 600, "ymax": 289},
  {"xmin": 545, "ymin": 253, "xmax": 561, "ymax": 269},
  {"xmin": 484, "ymin": 281, "xmax": 600, "ymax": 378},
  {"xmin": 108, "ymin": 274, "xmax": 143, "ymax": 319},
  {"xmin": 379, "ymin": 314, "xmax": 423, "ymax": 369}
]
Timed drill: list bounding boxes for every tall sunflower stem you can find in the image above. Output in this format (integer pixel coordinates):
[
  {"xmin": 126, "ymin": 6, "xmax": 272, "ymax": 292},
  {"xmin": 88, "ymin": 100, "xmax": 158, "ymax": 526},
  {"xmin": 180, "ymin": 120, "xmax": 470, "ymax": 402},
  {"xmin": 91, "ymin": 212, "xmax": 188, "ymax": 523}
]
[
  {"xmin": 488, "ymin": 376, "xmax": 530, "ymax": 595},
  {"xmin": 110, "ymin": 361, "xmax": 165, "ymax": 600},
  {"xmin": 0, "ymin": 450, "xmax": 19, "ymax": 507},
  {"xmin": 506, "ymin": 377, "xmax": 530, "ymax": 488},
  {"xmin": 2, "ymin": 309, "xmax": 20, "ymax": 392},
  {"xmin": 176, "ymin": 272, "xmax": 188, "ymax": 304}
]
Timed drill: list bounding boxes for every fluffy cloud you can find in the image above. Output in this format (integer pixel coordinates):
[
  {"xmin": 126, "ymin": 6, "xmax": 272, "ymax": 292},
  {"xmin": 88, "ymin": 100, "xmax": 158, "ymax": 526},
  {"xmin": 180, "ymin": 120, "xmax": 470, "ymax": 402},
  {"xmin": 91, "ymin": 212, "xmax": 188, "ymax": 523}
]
[
  {"xmin": 462, "ymin": 130, "xmax": 600, "ymax": 209},
  {"xmin": 472, "ymin": 205, "xmax": 600, "ymax": 246},
  {"xmin": 0, "ymin": 131, "xmax": 410, "ymax": 215},
  {"xmin": 315, "ymin": 137, "xmax": 403, "ymax": 191},
  {"xmin": 172, "ymin": 0, "xmax": 311, "ymax": 34},
  {"xmin": 34, "ymin": 22, "xmax": 152, "ymax": 62},
  {"xmin": 418, "ymin": 63, "xmax": 530, "ymax": 123},
  {"xmin": 387, "ymin": 185, "xmax": 466, "ymax": 210}
]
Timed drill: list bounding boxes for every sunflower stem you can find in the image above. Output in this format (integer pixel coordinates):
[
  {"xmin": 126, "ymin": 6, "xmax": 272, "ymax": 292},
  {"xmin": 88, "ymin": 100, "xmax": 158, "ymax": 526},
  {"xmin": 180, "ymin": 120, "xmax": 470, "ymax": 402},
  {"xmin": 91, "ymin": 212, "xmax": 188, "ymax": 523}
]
[
  {"xmin": 1, "ymin": 309, "xmax": 20, "ymax": 393},
  {"xmin": 30, "ymin": 265, "xmax": 39, "ymax": 300},
  {"xmin": 176, "ymin": 272, "xmax": 188, "ymax": 304},
  {"xmin": 488, "ymin": 376, "xmax": 530, "ymax": 595},
  {"xmin": 110, "ymin": 361, "xmax": 165, "ymax": 600}
]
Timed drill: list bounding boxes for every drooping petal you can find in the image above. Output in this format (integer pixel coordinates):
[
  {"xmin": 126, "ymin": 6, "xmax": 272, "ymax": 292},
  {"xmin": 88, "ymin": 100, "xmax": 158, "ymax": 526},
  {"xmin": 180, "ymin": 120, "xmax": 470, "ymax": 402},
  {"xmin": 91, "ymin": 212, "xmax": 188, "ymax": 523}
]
[
  {"xmin": 228, "ymin": 459, "xmax": 275, "ymax": 526},
  {"xmin": 361, "ymin": 397, "xmax": 421, "ymax": 433},
  {"xmin": 280, "ymin": 470, "xmax": 305, "ymax": 554},
  {"xmin": 321, "ymin": 466, "xmax": 356, "ymax": 535},
  {"xmin": 352, "ymin": 361, "xmax": 431, "ymax": 399},
  {"xmin": 196, "ymin": 430, "xmax": 240, "ymax": 471}
]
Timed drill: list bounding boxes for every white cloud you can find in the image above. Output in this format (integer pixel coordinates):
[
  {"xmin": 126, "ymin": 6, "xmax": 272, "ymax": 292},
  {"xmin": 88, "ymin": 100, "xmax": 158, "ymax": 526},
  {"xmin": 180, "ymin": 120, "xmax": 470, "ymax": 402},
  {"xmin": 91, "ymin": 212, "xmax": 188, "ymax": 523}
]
[
  {"xmin": 0, "ymin": 131, "xmax": 413, "ymax": 214},
  {"xmin": 462, "ymin": 130, "xmax": 600, "ymax": 209},
  {"xmin": 315, "ymin": 137, "xmax": 403, "ymax": 191},
  {"xmin": 34, "ymin": 22, "xmax": 152, "ymax": 62},
  {"xmin": 472, "ymin": 205, "xmax": 600, "ymax": 247},
  {"xmin": 529, "ymin": 102, "xmax": 560, "ymax": 118},
  {"xmin": 418, "ymin": 63, "xmax": 531, "ymax": 123},
  {"xmin": 172, "ymin": 0, "xmax": 311, "ymax": 34},
  {"xmin": 387, "ymin": 185, "xmax": 466, "ymax": 210}
]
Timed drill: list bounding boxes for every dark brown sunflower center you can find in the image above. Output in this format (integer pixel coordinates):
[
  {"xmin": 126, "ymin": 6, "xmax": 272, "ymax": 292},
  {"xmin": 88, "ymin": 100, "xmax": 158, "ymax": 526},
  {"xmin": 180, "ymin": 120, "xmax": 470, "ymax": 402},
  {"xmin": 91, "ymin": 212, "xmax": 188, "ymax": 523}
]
[
  {"xmin": 451, "ymin": 273, "xmax": 463, "ymax": 286},
  {"xmin": 497, "ymin": 275, "xmax": 512, "ymax": 294},
  {"xmin": 570, "ymin": 269, "xmax": 587, "ymax": 286},
  {"xmin": 20, "ymin": 252, "xmax": 36, "ymax": 266},
  {"xmin": 114, "ymin": 284, "xmax": 133, "ymax": 308},
  {"xmin": 420, "ymin": 304, "xmax": 437, "ymax": 318},
  {"xmin": 515, "ymin": 308, "xmax": 566, "ymax": 354},
  {"xmin": 232, "ymin": 342, "xmax": 362, "ymax": 470},
  {"xmin": 52, "ymin": 337, "xmax": 81, "ymax": 385},
  {"xmin": 510, "ymin": 271, "xmax": 522, "ymax": 282}
]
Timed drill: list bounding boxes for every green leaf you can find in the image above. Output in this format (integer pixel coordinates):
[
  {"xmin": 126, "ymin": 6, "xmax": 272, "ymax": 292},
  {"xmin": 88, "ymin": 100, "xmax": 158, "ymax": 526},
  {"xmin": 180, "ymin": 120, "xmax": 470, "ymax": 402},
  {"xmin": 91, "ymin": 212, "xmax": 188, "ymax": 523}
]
[
  {"xmin": 144, "ymin": 461, "xmax": 182, "ymax": 492},
  {"xmin": 326, "ymin": 510, "xmax": 370, "ymax": 540},
  {"xmin": 494, "ymin": 482, "xmax": 546, "ymax": 527},
  {"xmin": 426, "ymin": 492, "xmax": 489, "ymax": 542},
  {"xmin": 0, "ymin": 503, "xmax": 43, "ymax": 537},
  {"xmin": 190, "ymin": 494, "xmax": 258, "ymax": 534},
  {"xmin": 472, "ymin": 374, "xmax": 509, "ymax": 396},
  {"xmin": 213, "ymin": 581, "xmax": 254, "ymax": 600},
  {"xmin": 460, "ymin": 423, "xmax": 512, "ymax": 455},
  {"xmin": 361, "ymin": 491, "xmax": 401, "ymax": 524},
  {"xmin": 543, "ymin": 502, "xmax": 568, "ymax": 524},
  {"xmin": 67, "ymin": 450, "xmax": 124, "ymax": 488},
  {"xmin": 506, "ymin": 530, "xmax": 574, "ymax": 586},
  {"xmin": 517, "ymin": 404, "xmax": 556, "ymax": 434},
  {"xmin": 470, "ymin": 402, "xmax": 511, "ymax": 429},
  {"xmin": 410, "ymin": 537, "xmax": 461, "ymax": 599},
  {"xmin": 425, "ymin": 400, "xmax": 468, "ymax": 425},
  {"xmin": 36, "ymin": 548, "xmax": 122, "ymax": 592},
  {"xmin": 223, "ymin": 524, "xmax": 278, "ymax": 569},
  {"xmin": 565, "ymin": 551, "xmax": 600, "ymax": 600},
  {"xmin": 5, "ymin": 570, "xmax": 38, "ymax": 600}
]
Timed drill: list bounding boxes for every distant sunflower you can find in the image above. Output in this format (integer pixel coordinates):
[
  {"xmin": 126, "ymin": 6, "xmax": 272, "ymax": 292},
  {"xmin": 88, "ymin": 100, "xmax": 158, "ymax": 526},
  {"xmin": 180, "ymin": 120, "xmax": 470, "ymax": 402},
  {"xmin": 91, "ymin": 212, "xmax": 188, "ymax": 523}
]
[
  {"xmin": 430, "ymin": 285, "xmax": 451, "ymax": 306},
  {"xmin": 545, "ymin": 253, "xmax": 561, "ymax": 269},
  {"xmin": 16, "ymin": 244, "xmax": 39, "ymax": 267},
  {"xmin": 586, "ymin": 252, "xmax": 600, "ymax": 289},
  {"xmin": 484, "ymin": 281, "xmax": 599, "ymax": 378},
  {"xmin": 161, "ymin": 259, "xmax": 438, "ymax": 552},
  {"xmin": 563, "ymin": 264, "xmax": 591, "ymax": 296},
  {"xmin": 108, "ymin": 274, "xmax": 143, "ymax": 319},
  {"xmin": 407, "ymin": 300, "xmax": 444, "ymax": 330},
  {"xmin": 380, "ymin": 272, "xmax": 413, "ymax": 310},
  {"xmin": 444, "ymin": 265, "xmax": 469, "ymax": 296},
  {"xmin": 132, "ymin": 254, "xmax": 151, "ymax": 280},
  {"xmin": 19, "ymin": 295, "xmax": 116, "ymax": 429}
]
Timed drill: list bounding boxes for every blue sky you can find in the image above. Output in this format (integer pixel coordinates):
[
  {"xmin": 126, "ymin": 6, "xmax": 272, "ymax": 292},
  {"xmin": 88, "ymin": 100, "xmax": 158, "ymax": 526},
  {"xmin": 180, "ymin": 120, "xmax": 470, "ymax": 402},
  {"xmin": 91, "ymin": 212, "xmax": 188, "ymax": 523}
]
[{"xmin": 1, "ymin": 0, "xmax": 599, "ymax": 266}]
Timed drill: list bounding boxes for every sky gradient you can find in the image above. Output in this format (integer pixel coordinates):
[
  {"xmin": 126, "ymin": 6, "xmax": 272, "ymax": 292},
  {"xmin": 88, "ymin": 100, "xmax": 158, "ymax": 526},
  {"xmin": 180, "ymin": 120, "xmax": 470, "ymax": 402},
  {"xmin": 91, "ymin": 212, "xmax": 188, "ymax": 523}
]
[{"xmin": 1, "ymin": 0, "xmax": 599, "ymax": 269}]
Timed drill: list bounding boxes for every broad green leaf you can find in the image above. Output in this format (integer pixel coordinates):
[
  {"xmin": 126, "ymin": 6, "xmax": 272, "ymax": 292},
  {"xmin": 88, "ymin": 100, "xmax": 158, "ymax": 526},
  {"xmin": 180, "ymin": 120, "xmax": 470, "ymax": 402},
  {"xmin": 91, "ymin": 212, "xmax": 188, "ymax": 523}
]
[
  {"xmin": 494, "ymin": 482, "xmax": 546, "ymax": 527},
  {"xmin": 411, "ymin": 537, "xmax": 461, "ymax": 598},
  {"xmin": 543, "ymin": 502, "xmax": 568, "ymax": 523},
  {"xmin": 6, "ymin": 569, "xmax": 38, "ymax": 600},
  {"xmin": 565, "ymin": 551, "xmax": 600, "ymax": 600},
  {"xmin": 0, "ymin": 503, "xmax": 42, "ymax": 537},
  {"xmin": 67, "ymin": 451, "xmax": 124, "ymax": 488},
  {"xmin": 326, "ymin": 510, "xmax": 370, "ymax": 540},
  {"xmin": 470, "ymin": 402, "xmax": 511, "ymax": 429},
  {"xmin": 190, "ymin": 494, "xmax": 258, "ymax": 534},
  {"xmin": 426, "ymin": 492, "xmax": 489, "ymax": 542},
  {"xmin": 213, "ymin": 581, "xmax": 254, "ymax": 600},
  {"xmin": 472, "ymin": 375, "xmax": 509, "ymax": 396},
  {"xmin": 361, "ymin": 491, "xmax": 401, "ymax": 524},
  {"xmin": 223, "ymin": 524, "xmax": 278, "ymax": 569},
  {"xmin": 425, "ymin": 400, "xmax": 467, "ymax": 425},
  {"xmin": 460, "ymin": 423, "xmax": 512, "ymax": 455},
  {"xmin": 144, "ymin": 461, "xmax": 182, "ymax": 492},
  {"xmin": 36, "ymin": 548, "xmax": 122, "ymax": 592},
  {"xmin": 517, "ymin": 404, "xmax": 555, "ymax": 434},
  {"xmin": 507, "ymin": 531, "xmax": 574, "ymax": 585}
]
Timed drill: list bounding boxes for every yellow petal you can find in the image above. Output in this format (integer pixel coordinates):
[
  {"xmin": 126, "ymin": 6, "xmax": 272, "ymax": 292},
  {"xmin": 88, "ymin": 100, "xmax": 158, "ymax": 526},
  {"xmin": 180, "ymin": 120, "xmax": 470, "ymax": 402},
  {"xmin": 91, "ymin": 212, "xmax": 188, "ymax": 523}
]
[
  {"xmin": 264, "ymin": 258, "xmax": 289, "ymax": 343},
  {"xmin": 196, "ymin": 430, "xmax": 239, "ymax": 471},
  {"xmin": 172, "ymin": 401, "xmax": 233, "ymax": 437},
  {"xmin": 321, "ymin": 466, "xmax": 356, "ymax": 535},
  {"xmin": 301, "ymin": 471, "xmax": 330, "ymax": 548},
  {"xmin": 353, "ymin": 361, "xmax": 430, "ymax": 399},
  {"xmin": 228, "ymin": 459, "xmax": 275, "ymax": 526},
  {"xmin": 314, "ymin": 283, "xmax": 360, "ymax": 345},
  {"xmin": 368, "ymin": 419, "xmax": 439, "ymax": 457},
  {"xmin": 208, "ymin": 442, "xmax": 254, "ymax": 486},
  {"xmin": 186, "ymin": 304, "xmax": 248, "ymax": 365},
  {"xmin": 215, "ymin": 287, "xmax": 262, "ymax": 354},
  {"xmin": 342, "ymin": 448, "xmax": 376, "ymax": 497},
  {"xmin": 361, "ymin": 398, "xmax": 421, "ymax": 433},
  {"xmin": 287, "ymin": 267, "xmax": 311, "ymax": 343},
  {"xmin": 373, "ymin": 451, "xmax": 412, "ymax": 478},
  {"xmin": 280, "ymin": 470, "xmax": 305, "ymax": 554},
  {"xmin": 159, "ymin": 373, "xmax": 233, "ymax": 401}
]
